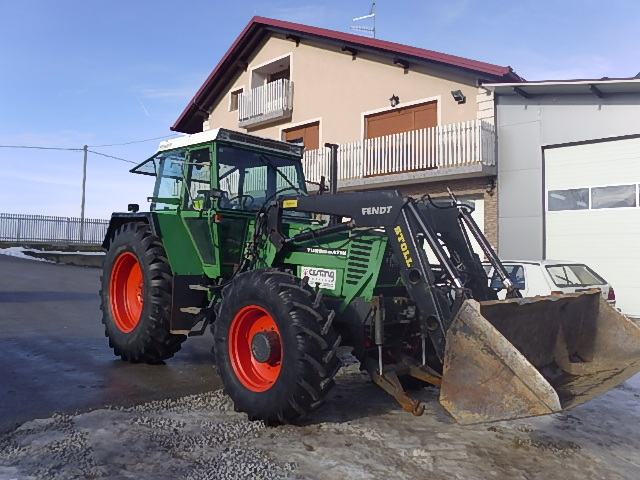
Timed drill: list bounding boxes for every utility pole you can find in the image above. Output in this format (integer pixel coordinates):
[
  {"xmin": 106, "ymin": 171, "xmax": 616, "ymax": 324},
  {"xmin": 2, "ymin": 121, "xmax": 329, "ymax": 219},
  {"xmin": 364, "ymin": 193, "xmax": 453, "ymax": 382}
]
[{"xmin": 80, "ymin": 144, "xmax": 88, "ymax": 242}]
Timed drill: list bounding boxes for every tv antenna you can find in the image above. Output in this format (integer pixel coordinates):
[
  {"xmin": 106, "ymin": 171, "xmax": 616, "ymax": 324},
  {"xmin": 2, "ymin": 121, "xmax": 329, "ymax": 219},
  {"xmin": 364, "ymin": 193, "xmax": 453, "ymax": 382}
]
[{"xmin": 351, "ymin": 1, "xmax": 376, "ymax": 38}]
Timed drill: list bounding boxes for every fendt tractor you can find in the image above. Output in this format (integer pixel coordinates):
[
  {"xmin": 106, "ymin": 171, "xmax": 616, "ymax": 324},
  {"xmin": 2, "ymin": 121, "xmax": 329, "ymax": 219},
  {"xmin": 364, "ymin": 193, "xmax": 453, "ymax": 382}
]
[{"xmin": 100, "ymin": 128, "xmax": 640, "ymax": 424}]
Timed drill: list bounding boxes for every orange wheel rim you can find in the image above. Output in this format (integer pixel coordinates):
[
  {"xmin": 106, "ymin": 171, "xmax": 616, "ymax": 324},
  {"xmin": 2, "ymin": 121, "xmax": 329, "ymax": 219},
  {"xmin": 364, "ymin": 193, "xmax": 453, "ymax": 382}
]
[
  {"xmin": 109, "ymin": 252, "xmax": 144, "ymax": 333},
  {"xmin": 229, "ymin": 305, "xmax": 282, "ymax": 392}
]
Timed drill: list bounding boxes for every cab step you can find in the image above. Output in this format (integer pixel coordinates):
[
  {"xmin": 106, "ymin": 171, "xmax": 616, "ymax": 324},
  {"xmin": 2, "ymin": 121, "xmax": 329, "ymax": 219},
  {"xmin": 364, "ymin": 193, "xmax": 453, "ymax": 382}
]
[{"xmin": 179, "ymin": 307, "xmax": 202, "ymax": 315}]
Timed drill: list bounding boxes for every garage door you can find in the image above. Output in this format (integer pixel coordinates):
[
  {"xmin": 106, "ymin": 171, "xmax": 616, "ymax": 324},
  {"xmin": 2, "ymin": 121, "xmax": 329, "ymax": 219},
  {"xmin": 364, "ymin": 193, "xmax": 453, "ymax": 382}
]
[
  {"xmin": 545, "ymin": 136, "xmax": 640, "ymax": 316},
  {"xmin": 365, "ymin": 101, "xmax": 437, "ymax": 139}
]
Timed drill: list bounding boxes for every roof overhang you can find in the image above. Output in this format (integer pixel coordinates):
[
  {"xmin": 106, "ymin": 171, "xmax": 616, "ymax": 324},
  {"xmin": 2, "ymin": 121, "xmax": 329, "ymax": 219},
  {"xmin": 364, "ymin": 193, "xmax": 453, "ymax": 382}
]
[
  {"xmin": 171, "ymin": 16, "xmax": 523, "ymax": 133},
  {"xmin": 485, "ymin": 77, "xmax": 640, "ymax": 98}
]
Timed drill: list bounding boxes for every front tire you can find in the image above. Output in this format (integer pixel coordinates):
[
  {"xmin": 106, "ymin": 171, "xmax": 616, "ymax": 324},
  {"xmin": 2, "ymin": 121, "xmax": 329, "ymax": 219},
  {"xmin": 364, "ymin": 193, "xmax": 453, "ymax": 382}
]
[
  {"xmin": 100, "ymin": 222, "xmax": 186, "ymax": 363},
  {"xmin": 214, "ymin": 269, "xmax": 341, "ymax": 424}
]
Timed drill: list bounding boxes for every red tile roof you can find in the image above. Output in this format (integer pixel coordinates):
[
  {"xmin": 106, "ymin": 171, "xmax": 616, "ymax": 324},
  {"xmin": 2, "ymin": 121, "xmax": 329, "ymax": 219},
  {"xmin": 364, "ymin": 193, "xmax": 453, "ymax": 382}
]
[{"xmin": 172, "ymin": 16, "xmax": 523, "ymax": 133}]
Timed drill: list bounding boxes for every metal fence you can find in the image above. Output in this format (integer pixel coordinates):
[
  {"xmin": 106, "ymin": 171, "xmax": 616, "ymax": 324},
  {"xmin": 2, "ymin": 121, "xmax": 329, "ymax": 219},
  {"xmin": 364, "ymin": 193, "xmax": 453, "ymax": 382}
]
[{"xmin": 0, "ymin": 213, "xmax": 109, "ymax": 245}]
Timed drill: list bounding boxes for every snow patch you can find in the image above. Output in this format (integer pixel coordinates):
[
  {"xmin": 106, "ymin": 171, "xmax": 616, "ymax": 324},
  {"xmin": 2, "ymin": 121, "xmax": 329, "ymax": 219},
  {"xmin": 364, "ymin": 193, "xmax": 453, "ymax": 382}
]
[{"xmin": 0, "ymin": 247, "xmax": 52, "ymax": 263}]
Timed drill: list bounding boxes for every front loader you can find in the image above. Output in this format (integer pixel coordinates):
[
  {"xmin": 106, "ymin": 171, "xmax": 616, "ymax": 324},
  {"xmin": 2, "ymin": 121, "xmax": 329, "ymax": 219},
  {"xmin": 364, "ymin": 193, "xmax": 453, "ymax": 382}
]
[{"xmin": 100, "ymin": 128, "xmax": 640, "ymax": 424}]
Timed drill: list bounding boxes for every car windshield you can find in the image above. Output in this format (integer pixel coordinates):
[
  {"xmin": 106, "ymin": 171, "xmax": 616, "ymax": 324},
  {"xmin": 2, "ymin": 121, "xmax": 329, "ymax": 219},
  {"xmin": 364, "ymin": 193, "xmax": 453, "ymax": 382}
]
[{"xmin": 545, "ymin": 264, "xmax": 605, "ymax": 288}]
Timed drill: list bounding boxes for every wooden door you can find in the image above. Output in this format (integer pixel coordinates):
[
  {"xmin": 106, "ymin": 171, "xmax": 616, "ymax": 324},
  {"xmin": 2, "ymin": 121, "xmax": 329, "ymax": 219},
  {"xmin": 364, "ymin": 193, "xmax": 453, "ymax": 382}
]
[
  {"xmin": 283, "ymin": 121, "xmax": 320, "ymax": 150},
  {"xmin": 365, "ymin": 101, "xmax": 437, "ymax": 139}
]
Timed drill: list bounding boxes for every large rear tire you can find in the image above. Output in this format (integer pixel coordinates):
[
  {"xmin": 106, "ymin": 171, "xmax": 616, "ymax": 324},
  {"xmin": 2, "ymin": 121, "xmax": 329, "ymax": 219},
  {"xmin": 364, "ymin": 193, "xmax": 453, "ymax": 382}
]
[
  {"xmin": 100, "ymin": 222, "xmax": 186, "ymax": 363},
  {"xmin": 213, "ymin": 269, "xmax": 341, "ymax": 424}
]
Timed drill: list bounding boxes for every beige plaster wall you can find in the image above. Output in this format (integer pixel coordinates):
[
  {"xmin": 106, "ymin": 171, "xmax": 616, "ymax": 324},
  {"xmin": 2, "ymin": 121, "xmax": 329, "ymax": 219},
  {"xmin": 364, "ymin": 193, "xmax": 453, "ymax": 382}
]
[{"xmin": 206, "ymin": 34, "xmax": 482, "ymax": 145}]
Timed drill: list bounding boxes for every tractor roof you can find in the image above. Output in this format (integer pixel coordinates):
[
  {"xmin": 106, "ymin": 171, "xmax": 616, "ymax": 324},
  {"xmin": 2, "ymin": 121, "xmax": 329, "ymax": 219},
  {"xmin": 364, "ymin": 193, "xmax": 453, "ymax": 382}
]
[{"xmin": 157, "ymin": 128, "xmax": 304, "ymax": 157}]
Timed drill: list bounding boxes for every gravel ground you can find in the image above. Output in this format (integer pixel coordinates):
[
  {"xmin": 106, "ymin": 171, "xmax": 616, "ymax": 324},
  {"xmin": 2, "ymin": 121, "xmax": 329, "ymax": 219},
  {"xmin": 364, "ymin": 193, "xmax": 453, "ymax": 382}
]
[{"xmin": 2, "ymin": 364, "xmax": 640, "ymax": 480}]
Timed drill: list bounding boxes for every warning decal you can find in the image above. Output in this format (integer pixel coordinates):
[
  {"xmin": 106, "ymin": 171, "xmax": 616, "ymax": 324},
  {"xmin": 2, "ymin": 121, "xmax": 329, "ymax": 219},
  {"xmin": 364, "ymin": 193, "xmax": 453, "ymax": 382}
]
[{"xmin": 300, "ymin": 266, "xmax": 337, "ymax": 290}]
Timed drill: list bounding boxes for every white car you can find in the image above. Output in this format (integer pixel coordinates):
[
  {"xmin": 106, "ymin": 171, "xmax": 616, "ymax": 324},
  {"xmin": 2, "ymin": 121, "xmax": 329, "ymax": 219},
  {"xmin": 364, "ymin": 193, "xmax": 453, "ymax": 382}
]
[{"xmin": 483, "ymin": 260, "xmax": 616, "ymax": 306}]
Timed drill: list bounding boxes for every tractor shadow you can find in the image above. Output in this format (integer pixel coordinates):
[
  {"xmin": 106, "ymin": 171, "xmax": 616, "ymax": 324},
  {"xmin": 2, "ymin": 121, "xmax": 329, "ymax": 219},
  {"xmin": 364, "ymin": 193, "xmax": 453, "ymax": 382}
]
[{"xmin": 302, "ymin": 367, "xmax": 452, "ymax": 426}]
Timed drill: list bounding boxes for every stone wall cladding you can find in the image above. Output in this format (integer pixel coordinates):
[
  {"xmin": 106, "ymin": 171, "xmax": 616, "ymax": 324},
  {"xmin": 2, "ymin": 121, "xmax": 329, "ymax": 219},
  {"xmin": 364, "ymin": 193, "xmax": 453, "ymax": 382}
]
[{"xmin": 476, "ymin": 87, "xmax": 495, "ymax": 125}]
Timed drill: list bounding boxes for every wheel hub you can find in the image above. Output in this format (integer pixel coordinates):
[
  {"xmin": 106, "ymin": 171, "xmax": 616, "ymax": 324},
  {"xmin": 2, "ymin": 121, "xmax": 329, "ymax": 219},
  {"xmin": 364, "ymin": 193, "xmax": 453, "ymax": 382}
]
[
  {"xmin": 251, "ymin": 331, "xmax": 281, "ymax": 364},
  {"xmin": 109, "ymin": 251, "xmax": 144, "ymax": 333},
  {"xmin": 228, "ymin": 305, "xmax": 283, "ymax": 392}
]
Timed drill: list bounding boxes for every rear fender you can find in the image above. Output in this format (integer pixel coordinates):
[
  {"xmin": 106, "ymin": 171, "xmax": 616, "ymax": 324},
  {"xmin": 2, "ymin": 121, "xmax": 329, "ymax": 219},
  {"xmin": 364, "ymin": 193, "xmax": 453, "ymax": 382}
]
[
  {"xmin": 102, "ymin": 212, "xmax": 158, "ymax": 250},
  {"xmin": 102, "ymin": 213, "xmax": 208, "ymax": 333}
]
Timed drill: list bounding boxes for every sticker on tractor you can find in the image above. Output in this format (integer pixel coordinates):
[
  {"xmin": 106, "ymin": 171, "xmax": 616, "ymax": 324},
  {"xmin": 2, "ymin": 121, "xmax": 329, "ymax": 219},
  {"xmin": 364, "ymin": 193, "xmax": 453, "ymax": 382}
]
[
  {"xmin": 300, "ymin": 266, "xmax": 337, "ymax": 290},
  {"xmin": 305, "ymin": 247, "xmax": 347, "ymax": 257},
  {"xmin": 361, "ymin": 205, "xmax": 392, "ymax": 215},
  {"xmin": 394, "ymin": 225, "xmax": 414, "ymax": 267}
]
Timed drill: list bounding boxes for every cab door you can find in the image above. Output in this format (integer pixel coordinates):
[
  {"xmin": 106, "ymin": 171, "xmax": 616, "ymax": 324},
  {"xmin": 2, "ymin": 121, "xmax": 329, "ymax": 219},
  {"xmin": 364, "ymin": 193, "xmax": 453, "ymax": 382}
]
[{"xmin": 179, "ymin": 145, "xmax": 221, "ymax": 279}]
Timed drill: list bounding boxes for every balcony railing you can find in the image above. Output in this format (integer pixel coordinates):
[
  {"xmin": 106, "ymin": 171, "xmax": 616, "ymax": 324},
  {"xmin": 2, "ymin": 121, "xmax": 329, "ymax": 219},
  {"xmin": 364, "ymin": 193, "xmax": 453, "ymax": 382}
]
[
  {"xmin": 302, "ymin": 120, "xmax": 496, "ymax": 187},
  {"xmin": 238, "ymin": 79, "xmax": 294, "ymax": 128}
]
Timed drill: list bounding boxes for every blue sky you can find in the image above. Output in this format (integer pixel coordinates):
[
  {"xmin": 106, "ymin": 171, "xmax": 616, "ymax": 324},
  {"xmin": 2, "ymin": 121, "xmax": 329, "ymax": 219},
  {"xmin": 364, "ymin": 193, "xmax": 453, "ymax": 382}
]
[{"xmin": 1, "ymin": 0, "xmax": 638, "ymax": 218}]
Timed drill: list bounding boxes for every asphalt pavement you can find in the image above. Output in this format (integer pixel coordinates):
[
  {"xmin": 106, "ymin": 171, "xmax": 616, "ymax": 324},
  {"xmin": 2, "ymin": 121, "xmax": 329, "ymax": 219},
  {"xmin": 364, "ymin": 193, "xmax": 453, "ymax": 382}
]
[{"xmin": 0, "ymin": 255, "xmax": 220, "ymax": 433}]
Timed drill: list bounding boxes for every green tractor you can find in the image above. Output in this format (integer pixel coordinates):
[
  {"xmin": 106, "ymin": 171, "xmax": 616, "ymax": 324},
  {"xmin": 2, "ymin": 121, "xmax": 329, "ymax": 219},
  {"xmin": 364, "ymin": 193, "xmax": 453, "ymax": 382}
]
[{"xmin": 101, "ymin": 128, "xmax": 640, "ymax": 424}]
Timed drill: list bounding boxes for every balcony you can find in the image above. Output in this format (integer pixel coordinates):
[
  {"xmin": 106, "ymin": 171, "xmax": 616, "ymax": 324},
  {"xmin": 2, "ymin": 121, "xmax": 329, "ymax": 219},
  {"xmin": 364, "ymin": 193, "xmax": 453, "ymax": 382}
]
[
  {"xmin": 238, "ymin": 79, "xmax": 294, "ymax": 128},
  {"xmin": 302, "ymin": 120, "xmax": 496, "ymax": 190}
]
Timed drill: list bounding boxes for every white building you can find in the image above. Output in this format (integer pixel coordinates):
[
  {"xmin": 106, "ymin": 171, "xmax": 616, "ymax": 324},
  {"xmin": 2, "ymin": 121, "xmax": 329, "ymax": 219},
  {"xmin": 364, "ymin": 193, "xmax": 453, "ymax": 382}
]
[{"xmin": 488, "ymin": 78, "xmax": 640, "ymax": 316}]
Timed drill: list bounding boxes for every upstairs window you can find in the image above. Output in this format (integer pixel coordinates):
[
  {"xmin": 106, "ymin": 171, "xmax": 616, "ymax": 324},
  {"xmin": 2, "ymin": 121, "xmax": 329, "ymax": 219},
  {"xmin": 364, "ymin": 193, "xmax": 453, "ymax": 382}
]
[
  {"xmin": 250, "ymin": 55, "xmax": 291, "ymax": 88},
  {"xmin": 229, "ymin": 88, "xmax": 243, "ymax": 112}
]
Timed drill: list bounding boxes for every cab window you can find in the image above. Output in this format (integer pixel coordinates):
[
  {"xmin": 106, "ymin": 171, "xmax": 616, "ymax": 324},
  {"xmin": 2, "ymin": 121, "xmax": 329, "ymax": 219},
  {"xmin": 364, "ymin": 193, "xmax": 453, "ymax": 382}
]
[
  {"xmin": 216, "ymin": 144, "xmax": 306, "ymax": 212},
  {"xmin": 184, "ymin": 148, "xmax": 211, "ymax": 210},
  {"xmin": 151, "ymin": 148, "xmax": 187, "ymax": 211}
]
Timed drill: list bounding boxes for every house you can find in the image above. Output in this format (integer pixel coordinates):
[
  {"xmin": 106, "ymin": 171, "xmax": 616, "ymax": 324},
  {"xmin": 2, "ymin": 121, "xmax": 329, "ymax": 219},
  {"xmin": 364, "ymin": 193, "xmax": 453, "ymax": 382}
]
[
  {"xmin": 486, "ymin": 78, "xmax": 640, "ymax": 316},
  {"xmin": 171, "ymin": 16, "xmax": 523, "ymax": 248}
]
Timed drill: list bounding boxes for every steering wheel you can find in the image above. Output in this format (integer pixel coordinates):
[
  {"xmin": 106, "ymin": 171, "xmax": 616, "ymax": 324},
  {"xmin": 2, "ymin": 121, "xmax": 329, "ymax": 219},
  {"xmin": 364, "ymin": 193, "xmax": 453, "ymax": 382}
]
[{"xmin": 226, "ymin": 194, "xmax": 255, "ymax": 210}]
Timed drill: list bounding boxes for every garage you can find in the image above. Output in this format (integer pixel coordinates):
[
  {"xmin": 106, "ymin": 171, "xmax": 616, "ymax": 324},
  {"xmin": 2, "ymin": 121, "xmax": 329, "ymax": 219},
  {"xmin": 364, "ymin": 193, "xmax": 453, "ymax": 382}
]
[{"xmin": 544, "ymin": 136, "xmax": 640, "ymax": 316}]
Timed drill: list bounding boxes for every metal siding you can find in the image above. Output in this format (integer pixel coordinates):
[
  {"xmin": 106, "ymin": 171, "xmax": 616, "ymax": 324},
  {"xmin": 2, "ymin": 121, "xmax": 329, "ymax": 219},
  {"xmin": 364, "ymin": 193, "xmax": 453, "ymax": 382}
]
[{"xmin": 496, "ymin": 93, "xmax": 640, "ymax": 262}]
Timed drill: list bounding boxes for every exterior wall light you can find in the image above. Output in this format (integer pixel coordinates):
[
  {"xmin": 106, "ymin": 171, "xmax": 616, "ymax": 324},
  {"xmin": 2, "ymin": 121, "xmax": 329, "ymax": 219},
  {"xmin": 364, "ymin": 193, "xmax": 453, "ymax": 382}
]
[
  {"xmin": 389, "ymin": 94, "xmax": 400, "ymax": 107},
  {"xmin": 451, "ymin": 89, "xmax": 466, "ymax": 104}
]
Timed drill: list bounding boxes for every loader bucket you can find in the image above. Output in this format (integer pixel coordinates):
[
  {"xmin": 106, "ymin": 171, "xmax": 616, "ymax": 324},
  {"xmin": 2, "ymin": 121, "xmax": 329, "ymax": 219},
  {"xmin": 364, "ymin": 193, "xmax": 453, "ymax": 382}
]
[{"xmin": 439, "ymin": 290, "xmax": 640, "ymax": 424}]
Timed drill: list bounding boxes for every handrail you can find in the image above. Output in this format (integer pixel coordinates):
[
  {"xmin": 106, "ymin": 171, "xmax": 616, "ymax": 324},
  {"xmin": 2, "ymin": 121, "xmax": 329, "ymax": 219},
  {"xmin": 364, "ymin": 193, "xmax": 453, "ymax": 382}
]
[{"xmin": 302, "ymin": 120, "xmax": 496, "ymax": 184}]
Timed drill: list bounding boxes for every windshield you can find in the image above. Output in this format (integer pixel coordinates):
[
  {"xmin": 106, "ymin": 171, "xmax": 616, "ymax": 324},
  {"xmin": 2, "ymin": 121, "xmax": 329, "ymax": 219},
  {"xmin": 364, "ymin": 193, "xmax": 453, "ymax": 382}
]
[
  {"xmin": 545, "ymin": 264, "xmax": 606, "ymax": 288},
  {"xmin": 217, "ymin": 144, "xmax": 307, "ymax": 213}
]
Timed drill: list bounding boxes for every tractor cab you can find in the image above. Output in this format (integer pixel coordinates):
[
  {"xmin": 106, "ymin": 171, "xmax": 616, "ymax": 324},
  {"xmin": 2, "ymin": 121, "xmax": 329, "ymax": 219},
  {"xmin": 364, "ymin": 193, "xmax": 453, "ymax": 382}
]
[{"xmin": 129, "ymin": 128, "xmax": 311, "ymax": 282}]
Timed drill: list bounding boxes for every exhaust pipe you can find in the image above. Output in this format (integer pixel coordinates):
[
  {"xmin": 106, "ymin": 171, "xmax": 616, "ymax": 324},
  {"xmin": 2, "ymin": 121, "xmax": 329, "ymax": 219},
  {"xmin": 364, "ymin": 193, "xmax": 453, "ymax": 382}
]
[{"xmin": 325, "ymin": 142, "xmax": 340, "ymax": 225}]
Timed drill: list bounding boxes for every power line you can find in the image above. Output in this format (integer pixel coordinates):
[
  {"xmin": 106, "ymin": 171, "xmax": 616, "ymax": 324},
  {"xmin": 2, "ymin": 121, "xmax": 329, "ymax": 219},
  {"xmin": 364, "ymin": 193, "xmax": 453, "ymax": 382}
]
[
  {"xmin": 87, "ymin": 133, "xmax": 181, "ymax": 148},
  {"xmin": 0, "ymin": 144, "xmax": 136, "ymax": 164},
  {"xmin": 87, "ymin": 149, "xmax": 136, "ymax": 164},
  {"xmin": 0, "ymin": 145, "xmax": 83, "ymax": 151},
  {"xmin": 0, "ymin": 132, "xmax": 179, "ymax": 151}
]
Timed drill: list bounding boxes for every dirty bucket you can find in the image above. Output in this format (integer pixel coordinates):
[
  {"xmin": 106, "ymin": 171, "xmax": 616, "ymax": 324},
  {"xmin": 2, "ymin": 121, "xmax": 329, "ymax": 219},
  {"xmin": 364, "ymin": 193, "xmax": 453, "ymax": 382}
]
[{"xmin": 439, "ymin": 290, "xmax": 640, "ymax": 424}]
